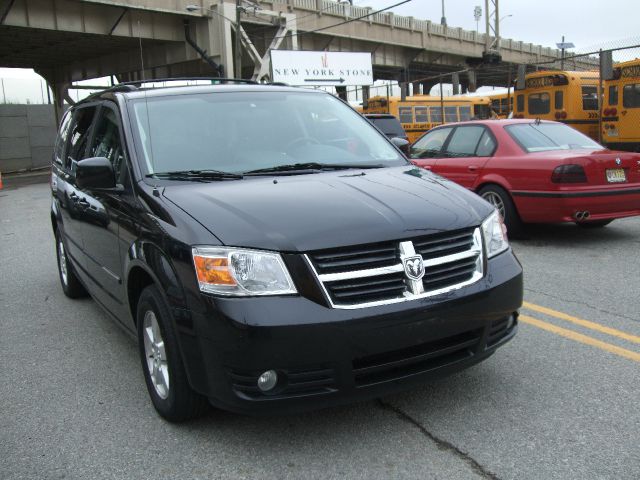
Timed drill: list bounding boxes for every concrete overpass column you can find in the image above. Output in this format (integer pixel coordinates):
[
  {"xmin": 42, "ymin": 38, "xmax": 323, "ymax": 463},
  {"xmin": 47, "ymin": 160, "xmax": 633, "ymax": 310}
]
[
  {"xmin": 217, "ymin": 1, "xmax": 235, "ymax": 77},
  {"xmin": 335, "ymin": 86, "xmax": 347, "ymax": 101},
  {"xmin": 362, "ymin": 85, "xmax": 370, "ymax": 106},
  {"xmin": 466, "ymin": 70, "xmax": 477, "ymax": 93},
  {"xmin": 412, "ymin": 82, "xmax": 422, "ymax": 95},
  {"xmin": 422, "ymin": 82, "xmax": 435, "ymax": 95}
]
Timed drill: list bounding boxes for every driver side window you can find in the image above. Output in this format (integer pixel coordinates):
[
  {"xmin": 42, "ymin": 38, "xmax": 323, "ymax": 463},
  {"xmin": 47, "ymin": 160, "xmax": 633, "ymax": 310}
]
[
  {"xmin": 90, "ymin": 106, "xmax": 126, "ymax": 183},
  {"xmin": 410, "ymin": 127, "xmax": 453, "ymax": 159}
]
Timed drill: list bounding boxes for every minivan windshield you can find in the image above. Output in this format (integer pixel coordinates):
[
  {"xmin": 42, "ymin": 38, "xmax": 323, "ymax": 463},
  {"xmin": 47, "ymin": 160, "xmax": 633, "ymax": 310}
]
[
  {"xmin": 505, "ymin": 122, "xmax": 603, "ymax": 153},
  {"xmin": 129, "ymin": 90, "xmax": 406, "ymax": 176}
]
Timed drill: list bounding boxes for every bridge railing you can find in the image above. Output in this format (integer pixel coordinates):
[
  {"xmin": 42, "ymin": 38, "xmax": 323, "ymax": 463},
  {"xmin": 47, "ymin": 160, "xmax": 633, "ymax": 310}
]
[{"xmin": 262, "ymin": 0, "xmax": 565, "ymax": 60}]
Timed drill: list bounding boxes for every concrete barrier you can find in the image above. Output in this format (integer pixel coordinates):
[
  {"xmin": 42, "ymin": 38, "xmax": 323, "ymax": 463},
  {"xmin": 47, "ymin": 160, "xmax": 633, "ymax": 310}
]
[{"xmin": 0, "ymin": 104, "xmax": 56, "ymax": 173}]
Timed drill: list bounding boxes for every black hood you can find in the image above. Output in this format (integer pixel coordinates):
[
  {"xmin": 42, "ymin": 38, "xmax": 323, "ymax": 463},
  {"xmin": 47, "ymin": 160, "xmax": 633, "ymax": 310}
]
[{"xmin": 162, "ymin": 166, "xmax": 492, "ymax": 252}]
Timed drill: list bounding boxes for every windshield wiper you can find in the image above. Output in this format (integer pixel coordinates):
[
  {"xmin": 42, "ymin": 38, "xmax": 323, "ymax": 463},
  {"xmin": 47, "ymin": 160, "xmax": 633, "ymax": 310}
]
[
  {"xmin": 147, "ymin": 169, "xmax": 243, "ymax": 181},
  {"xmin": 243, "ymin": 162, "xmax": 384, "ymax": 175}
]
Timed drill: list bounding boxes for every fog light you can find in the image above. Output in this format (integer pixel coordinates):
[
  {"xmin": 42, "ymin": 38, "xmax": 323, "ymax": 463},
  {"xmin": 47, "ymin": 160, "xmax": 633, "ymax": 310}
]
[{"xmin": 257, "ymin": 370, "xmax": 278, "ymax": 392}]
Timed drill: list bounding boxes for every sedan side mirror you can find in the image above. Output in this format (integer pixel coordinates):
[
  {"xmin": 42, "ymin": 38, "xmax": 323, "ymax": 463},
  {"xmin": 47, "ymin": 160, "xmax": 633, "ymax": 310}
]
[
  {"xmin": 76, "ymin": 157, "xmax": 116, "ymax": 190},
  {"xmin": 390, "ymin": 137, "xmax": 410, "ymax": 156}
]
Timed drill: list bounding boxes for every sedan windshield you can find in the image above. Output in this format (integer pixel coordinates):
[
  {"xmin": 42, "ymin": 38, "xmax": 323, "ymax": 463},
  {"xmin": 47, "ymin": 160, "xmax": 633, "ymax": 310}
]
[
  {"xmin": 129, "ymin": 90, "xmax": 405, "ymax": 176},
  {"xmin": 505, "ymin": 122, "xmax": 604, "ymax": 153}
]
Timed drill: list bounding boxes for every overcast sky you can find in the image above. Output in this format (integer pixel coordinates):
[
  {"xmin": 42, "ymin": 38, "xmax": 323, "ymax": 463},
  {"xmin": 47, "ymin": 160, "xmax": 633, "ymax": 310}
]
[{"xmin": 1, "ymin": 0, "xmax": 638, "ymax": 102}]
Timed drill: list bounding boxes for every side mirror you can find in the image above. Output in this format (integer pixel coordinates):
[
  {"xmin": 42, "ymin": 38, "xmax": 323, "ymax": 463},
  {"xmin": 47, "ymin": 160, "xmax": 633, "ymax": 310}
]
[
  {"xmin": 76, "ymin": 157, "xmax": 116, "ymax": 190},
  {"xmin": 390, "ymin": 137, "xmax": 410, "ymax": 156}
]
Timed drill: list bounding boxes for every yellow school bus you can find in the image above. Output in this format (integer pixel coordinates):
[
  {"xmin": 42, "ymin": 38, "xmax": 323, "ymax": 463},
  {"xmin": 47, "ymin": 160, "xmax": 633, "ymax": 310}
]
[
  {"xmin": 602, "ymin": 59, "xmax": 640, "ymax": 152},
  {"xmin": 512, "ymin": 70, "xmax": 600, "ymax": 140},
  {"xmin": 363, "ymin": 95, "xmax": 492, "ymax": 143},
  {"xmin": 488, "ymin": 92, "xmax": 514, "ymax": 119}
]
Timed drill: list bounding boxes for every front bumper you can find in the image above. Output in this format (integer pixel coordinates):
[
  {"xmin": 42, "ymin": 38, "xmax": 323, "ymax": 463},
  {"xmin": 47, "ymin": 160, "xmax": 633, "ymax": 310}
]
[{"xmin": 177, "ymin": 249, "xmax": 523, "ymax": 415}]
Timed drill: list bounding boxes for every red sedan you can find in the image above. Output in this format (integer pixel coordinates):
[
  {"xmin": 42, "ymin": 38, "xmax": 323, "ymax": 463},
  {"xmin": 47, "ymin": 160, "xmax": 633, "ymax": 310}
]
[{"xmin": 409, "ymin": 119, "xmax": 640, "ymax": 234}]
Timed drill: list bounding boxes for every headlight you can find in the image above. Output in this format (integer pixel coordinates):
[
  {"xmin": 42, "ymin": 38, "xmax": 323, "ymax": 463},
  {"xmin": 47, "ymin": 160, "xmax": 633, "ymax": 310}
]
[
  {"xmin": 481, "ymin": 210, "xmax": 509, "ymax": 258},
  {"xmin": 192, "ymin": 247, "xmax": 297, "ymax": 296}
]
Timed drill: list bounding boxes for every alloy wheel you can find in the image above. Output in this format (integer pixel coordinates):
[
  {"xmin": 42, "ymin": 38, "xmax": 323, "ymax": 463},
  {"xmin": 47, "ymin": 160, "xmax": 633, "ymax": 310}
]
[
  {"xmin": 482, "ymin": 191, "xmax": 506, "ymax": 219},
  {"xmin": 142, "ymin": 311, "xmax": 170, "ymax": 400}
]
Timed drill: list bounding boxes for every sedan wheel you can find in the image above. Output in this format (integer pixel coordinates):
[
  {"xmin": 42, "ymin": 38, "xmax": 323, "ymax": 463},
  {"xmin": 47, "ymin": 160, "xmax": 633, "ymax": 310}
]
[{"xmin": 478, "ymin": 185, "xmax": 523, "ymax": 237}]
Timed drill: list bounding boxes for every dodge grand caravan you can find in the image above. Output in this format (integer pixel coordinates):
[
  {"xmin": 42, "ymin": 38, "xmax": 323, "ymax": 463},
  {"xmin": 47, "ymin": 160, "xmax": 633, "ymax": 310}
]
[{"xmin": 50, "ymin": 80, "xmax": 523, "ymax": 421}]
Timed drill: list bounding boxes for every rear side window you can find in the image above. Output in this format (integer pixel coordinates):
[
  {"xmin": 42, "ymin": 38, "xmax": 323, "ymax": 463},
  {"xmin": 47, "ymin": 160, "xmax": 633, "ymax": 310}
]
[
  {"xmin": 445, "ymin": 126, "xmax": 485, "ymax": 157},
  {"xmin": 516, "ymin": 94, "xmax": 524, "ymax": 112},
  {"xmin": 476, "ymin": 130, "xmax": 497, "ymax": 157},
  {"xmin": 410, "ymin": 127, "xmax": 453, "ymax": 159},
  {"xmin": 582, "ymin": 86, "xmax": 598, "ymax": 110},
  {"xmin": 398, "ymin": 107, "xmax": 413, "ymax": 123},
  {"xmin": 554, "ymin": 91, "xmax": 564, "ymax": 110},
  {"xmin": 53, "ymin": 111, "xmax": 73, "ymax": 166},
  {"xmin": 608, "ymin": 86, "xmax": 618, "ymax": 106},
  {"xmin": 623, "ymin": 84, "xmax": 640, "ymax": 108},
  {"xmin": 65, "ymin": 106, "xmax": 98, "ymax": 171},
  {"xmin": 528, "ymin": 93, "xmax": 550, "ymax": 114}
]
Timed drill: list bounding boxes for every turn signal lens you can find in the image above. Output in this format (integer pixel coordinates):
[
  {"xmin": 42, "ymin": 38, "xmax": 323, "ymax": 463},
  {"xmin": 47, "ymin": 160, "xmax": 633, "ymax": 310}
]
[{"xmin": 194, "ymin": 256, "xmax": 236, "ymax": 286}]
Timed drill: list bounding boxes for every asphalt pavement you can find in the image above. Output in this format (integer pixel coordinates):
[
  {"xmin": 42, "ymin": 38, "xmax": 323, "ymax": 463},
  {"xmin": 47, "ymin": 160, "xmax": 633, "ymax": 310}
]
[{"xmin": 1, "ymin": 181, "xmax": 638, "ymax": 480}]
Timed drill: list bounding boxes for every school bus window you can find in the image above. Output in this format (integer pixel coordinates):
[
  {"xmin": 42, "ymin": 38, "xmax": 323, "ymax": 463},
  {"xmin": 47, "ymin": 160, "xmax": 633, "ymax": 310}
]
[
  {"xmin": 528, "ymin": 92, "xmax": 551, "ymax": 115},
  {"xmin": 444, "ymin": 106, "xmax": 458, "ymax": 123},
  {"xmin": 608, "ymin": 86, "xmax": 618, "ymax": 106},
  {"xmin": 491, "ymin": 99, "xmax": 500, "ymax": 112},
  {"xmin": 623, "ymin": 84, "xmax": 640, "ymax": 108},
  {"xmin": 415, "ymin": 106, "xmax": 428, "ymax": 123},
  {"xmin": 430, "ymin": 106, "xmax": 443, "ymax": 123},
  {"xmin": 581, "ymin": 86, "xmax": 598, "ymax": 110},
  {"xmin": 474, "ymin": 104, "xmax": 491, "ymax": 119},
  {"xmin": 516, "ymin": 94, "xmax": 524, "ymax": 112},
  {"xmin": 398, "ymin": 107, "xmax": 413, "ymax": 123},
  {"xmin": 554, "ymin": 91, "xmax": 564, "ymax": 110},
  {"xmin": 459, "ymin": 106, "xmax": 472, "ymax": 121}
]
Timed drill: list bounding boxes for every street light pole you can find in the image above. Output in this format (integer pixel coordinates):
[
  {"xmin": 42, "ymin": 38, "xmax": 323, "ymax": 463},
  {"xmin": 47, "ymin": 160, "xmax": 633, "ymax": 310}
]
[
  {"xmin": 235, "ymin": 0, "xmax": 242, "ymax": 78},
  {"xmin": 441, "ymin": 0, "xmax": 447, "ymax": 26}
]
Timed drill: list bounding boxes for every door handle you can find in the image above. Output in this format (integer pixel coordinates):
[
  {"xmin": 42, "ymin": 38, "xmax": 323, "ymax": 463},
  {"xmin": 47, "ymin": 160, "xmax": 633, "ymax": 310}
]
[{"xmin": 468, "ymin": 165, "xmax": 478, "ymax": 172}]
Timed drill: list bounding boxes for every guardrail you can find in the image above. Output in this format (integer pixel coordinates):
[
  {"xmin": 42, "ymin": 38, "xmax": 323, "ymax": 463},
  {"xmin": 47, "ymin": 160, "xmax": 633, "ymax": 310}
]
[{"xmin": 261, "ymin": 0, "xmax": 563, "ymax": 60}]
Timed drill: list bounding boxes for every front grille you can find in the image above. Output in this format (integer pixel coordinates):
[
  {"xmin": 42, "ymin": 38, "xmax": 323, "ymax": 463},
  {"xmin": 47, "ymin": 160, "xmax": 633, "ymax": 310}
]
[
  {"xmin": 229, "ymin": 367, "xmax": 337, "ymax": 400},
  {"xmin": 352, "ymin": 329, "xmax": 482, "ymax": 387},
  {"xmin": 307, "ymin": 228, "xmax": 484, "ymax": 308}
]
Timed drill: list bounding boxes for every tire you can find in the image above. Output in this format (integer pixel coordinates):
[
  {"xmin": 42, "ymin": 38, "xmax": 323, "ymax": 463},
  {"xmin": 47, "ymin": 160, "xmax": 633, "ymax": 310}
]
[
  {"xmin": 578, "ymin": 219, "xmax": 613, "ymax": 229},
  {"xmin": 55, "ymin": 229, "xmax": 88, "ymax": 299},
  {"xmin": 136, "ymin": 285, "xmax": 208, "ymax": 422},
  {"xmin": 478, "ymin": 184, "xmax": 523, "ymax": 237}
]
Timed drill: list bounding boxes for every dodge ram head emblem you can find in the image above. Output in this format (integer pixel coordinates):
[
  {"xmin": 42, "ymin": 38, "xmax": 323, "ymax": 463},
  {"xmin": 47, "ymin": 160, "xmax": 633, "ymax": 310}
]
[{"xmin": 403, "ymin": 255, "xmax": 425, "ymax": 281}]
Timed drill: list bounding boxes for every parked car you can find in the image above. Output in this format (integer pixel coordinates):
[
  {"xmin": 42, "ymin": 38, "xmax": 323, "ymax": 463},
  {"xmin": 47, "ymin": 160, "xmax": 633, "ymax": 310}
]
[
  {"xmin": 51, "ymin": 81, "xmax": 522, "ymax": 421},
  {"xmin": 364, "ymin": 113, "xmax": 410, "ymax": 154},
  {"xmin": 409, "ymin": 119, "xmax": 640, "ymax": 235}
]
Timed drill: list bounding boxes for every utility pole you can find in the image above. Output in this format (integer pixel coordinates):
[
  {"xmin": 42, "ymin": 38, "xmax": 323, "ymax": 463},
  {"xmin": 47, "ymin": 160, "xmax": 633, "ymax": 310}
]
[
  {"xmin": 235, "ymin": 0, "xmax": 242, "ymax": 78},
  {"xmin": 556, "ymin": 36, "xmax": 575, "ymax": 71}
]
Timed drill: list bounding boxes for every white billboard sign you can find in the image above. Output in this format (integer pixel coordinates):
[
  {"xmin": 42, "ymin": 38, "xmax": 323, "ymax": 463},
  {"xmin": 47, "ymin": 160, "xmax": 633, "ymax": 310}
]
[{"xmin": 270, "ymin": 50, "xmax": 373, "ymax": 86}]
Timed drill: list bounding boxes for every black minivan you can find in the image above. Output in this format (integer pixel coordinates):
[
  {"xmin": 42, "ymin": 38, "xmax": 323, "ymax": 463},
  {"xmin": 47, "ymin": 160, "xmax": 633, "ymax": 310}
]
[{"xmin": 51, "ymin": 80, "xmax": 522, "ymax": 421}]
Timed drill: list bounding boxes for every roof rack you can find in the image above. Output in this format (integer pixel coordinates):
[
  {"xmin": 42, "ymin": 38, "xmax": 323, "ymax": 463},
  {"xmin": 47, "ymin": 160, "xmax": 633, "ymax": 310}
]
[{"xmin": 117, "ymin": 77, "xmax": 258, "ymax": 88}]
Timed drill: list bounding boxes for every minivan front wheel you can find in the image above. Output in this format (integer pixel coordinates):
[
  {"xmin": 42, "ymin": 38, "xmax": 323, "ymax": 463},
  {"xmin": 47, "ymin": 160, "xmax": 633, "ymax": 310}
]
[
  {"xmin": 55, "ymin": 230, "xmax": 87, "ymax": 298},
  {"xmin": 136, "ymin": 285, "xmax": 208, "ymax": 422}
]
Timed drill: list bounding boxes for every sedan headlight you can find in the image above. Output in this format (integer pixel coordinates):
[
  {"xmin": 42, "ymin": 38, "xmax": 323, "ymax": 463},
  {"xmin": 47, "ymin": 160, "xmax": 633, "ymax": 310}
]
[
  {"xmin": 192, "ymin": 247, "xmax": 297, "ymax": 296},
  {"xmin": 481, "ymin": 210, "xmax": 509, "ymax": 258}
]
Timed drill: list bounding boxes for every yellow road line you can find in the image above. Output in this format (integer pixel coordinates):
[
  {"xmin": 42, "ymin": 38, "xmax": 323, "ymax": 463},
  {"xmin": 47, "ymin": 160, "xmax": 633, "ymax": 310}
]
[
  {"xmin": 523, "ymin": 301, "xmax": 640, "ymax": 345},
  {"xmin": 520, "ymin": 314, "xmax": 640, "ymax": 363}
]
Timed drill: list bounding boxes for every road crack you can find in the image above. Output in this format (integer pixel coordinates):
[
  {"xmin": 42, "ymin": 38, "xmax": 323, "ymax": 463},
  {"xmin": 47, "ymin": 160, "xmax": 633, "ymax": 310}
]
[{"xmin": 377, "ymin": 399, "xmax": 501, "ymax": 480}]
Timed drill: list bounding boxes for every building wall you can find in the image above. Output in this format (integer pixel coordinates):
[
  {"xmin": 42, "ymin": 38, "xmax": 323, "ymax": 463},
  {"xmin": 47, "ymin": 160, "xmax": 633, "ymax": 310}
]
[{"xmin": 0, "ymin": 105, "xmax": 57, "ymax": 173}]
